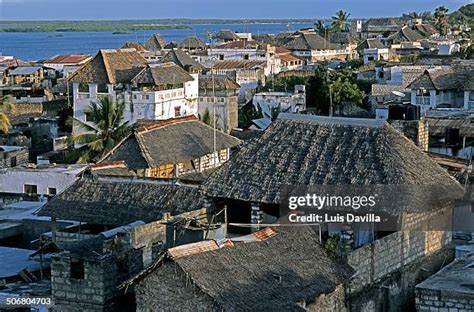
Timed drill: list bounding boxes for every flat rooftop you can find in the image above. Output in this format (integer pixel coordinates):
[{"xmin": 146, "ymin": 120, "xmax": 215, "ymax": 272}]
[
  {"xmin": 416, "ymin": 253, "xmax": 474, "ymax": 295},
  {"xmin": 1, "ymin": 164, "xmax": 87, "ymax": 175}
]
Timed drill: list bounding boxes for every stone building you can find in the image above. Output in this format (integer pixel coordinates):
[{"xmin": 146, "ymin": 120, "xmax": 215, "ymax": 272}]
[
  {"xmin": 100, "ymin": 116, "xmax": 240, "ymax": 179},
  {"xmin": 135, "ymin": 226, "xmax": 354, "ymax": 312},
  {"xmin": 198, "ymin": 75, "xmax": 240, "ymax": 132},
  {"xmin": 8, "ymin": 66, "xmax": 43, "ymax": 85},
  {"xmin": 69, "ymin": 49, "xmax": 201, "ymax": 132},
  {"xmin": 39, "ymin": 174, "xmax": 214, "ymax": 311},
  {"xmin": 201, "ymin": 113, "xmax": 463, "ymax": 310},
  {"xmin": 415, "ymin": 253, "xmax": 474, "ymax": 312},
  {"xmin": 0, "ymin": 145, "xmax": 28, "ymax": 168}
]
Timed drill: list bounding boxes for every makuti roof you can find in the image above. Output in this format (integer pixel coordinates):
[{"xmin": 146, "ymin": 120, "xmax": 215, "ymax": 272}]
[
  {"xmin": 102, "ymin": 116, "xmax": 241, "ymax": 169},
  {"xmin": 160, "ymin": 49, "xmax": 205, "ymax": 72},
  {"xmin": 201, "ymin": 113, "xmax": 462, "ymax": 208},
  {"xmin": 132, "ymin": 63, "xmax": 194, "ymax": 86},
  {"xmin": 144, "ymin": 33, "xmax": 167, "ymax": 51},
  {"xmin": 137, "ymin": 226, "xmax": 353, "ymax": 311},
  {"xmin": 37, "ymin": 176, "xmax": 204, "ymax": 225},
  {"xmin": 68, "ymin": 49, "xmax": 147, "ymax": 84}
]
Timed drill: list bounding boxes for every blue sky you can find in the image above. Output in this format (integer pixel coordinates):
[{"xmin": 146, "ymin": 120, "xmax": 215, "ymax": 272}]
[{"xmin": 0, "ymin": 0, "xmax": 471, "ymax": 20}]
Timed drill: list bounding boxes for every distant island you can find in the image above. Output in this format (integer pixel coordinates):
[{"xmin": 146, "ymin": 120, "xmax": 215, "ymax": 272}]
[{"xmin": 0, "ymin": 19, "xmax": 316, "ymax": 33}]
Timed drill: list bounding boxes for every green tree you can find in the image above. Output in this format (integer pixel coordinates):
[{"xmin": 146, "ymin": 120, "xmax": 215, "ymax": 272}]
[
  {"xmin": 434, "ymin": 6, "xmax": 449, "ymax": 36},
  {"xmin": 306, "ymin": 67, "xmax": 365, "ymax": 115},
  {"xmin": 314, "ymin": 20, "xmax": 327, "ymax": 33},
  {"xmin": 201, "ymin": 108, "xmax": 220, "ymax": 129},
  {"xmin": 70, "ymin": 96, "xmax": 131, "ymax": 163},
  {"xmin": 0, "ymin": 95, "xmax": 15, "ymax": 133},
  {"xmin": 331, "ymin": 10, "xmax": 350, "ymax": 32}
]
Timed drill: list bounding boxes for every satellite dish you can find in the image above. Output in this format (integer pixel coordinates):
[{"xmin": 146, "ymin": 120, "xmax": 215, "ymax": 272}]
[{"xmin": 392, "ymin": 91, "xmax": 405, "ymax": 98}]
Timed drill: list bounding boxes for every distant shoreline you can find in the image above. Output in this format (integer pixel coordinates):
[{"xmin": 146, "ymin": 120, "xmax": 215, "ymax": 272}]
[{"xmin": 0, "ymin": 19, "xmax": 317, "ymax": 33}]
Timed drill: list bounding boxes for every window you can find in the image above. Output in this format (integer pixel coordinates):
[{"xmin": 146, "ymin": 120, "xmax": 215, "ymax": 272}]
[
  {"xmin": 219, "ymin": 54, "xmax": 224, "ymax": 60},
  {"xmin": 174, "ymin": 106, "xmax": 181, "ymax": 117},
  {"xmin": 78, "ymin": 83, "xmax": 89, "ymax": 93},
  {"xmin": 24, "ymin": 184, "xmax": 37, "ymax": 195},
  {"xmin": 48, "ymin": 187, "xmax": 57, "ymax": 196},
  {"xmin": 10, "ymin": 156, "xmax": 17, "ymax": 167},
  {"xmin": 70, "ymin": 258, "xmax": 85, "ymax": 279},
  {"xmin": 85, "ymin": 112, "xmax": 93, "ymax": 122},
  {"xmin": 144, "ymin": 94, "xmax": 150, "ymax": 100},
  {"xmin": 243, "ymin": 54, "xmax": 250, "ymax": 60},
  {"xmin": 97, "ymin": 83, "xmax": 108, "ymax": 93},
  {"xmin": 133, "ymin": 94, "xmax": 138, "ymax": 100}
]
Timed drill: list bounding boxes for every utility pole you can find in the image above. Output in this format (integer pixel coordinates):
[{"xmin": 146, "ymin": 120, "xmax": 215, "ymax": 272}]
[{"xmin": 208, "ymin": 32, "xmax": 217, "ymax": 165}]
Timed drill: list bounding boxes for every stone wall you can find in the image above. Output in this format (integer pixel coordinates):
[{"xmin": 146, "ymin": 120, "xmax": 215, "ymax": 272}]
[
  {"xmin": 51, "ymin": 255, "xmax": 118, "ymax": 312},
  {"xmin": 416, "ymin": 287, "xmax": 474, "ymax": 312},
  {"xmin": 348, "ymin": 207, "xmax": 452, "ymax": 293},
  {"xmin": 0, "ymin": 147, "xmax": 28, "ymax": 169},
  {"xmin": 349, "ymin": 246, "xmax": 454, "ymax": 312}
]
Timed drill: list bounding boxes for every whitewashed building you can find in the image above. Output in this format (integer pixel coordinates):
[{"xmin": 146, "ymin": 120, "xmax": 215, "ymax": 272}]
[
  {"xmin": 0, "ymin": 164, "xmax": 87, "ymax": 197},
  {"xmin": 69, "ymin": 49, "xmax": 199, "ymax": 134},
  {"xmin": 252, "ymin": 85, "xmax": 306, "ymax": 120},
  {"xmin": 409, "ymin": 65, "xmax": 474, "ymax": 113}
]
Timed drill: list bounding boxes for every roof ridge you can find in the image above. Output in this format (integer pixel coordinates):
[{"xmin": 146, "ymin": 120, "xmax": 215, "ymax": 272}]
[
  {"xmin": 99, "ymin": 50, "xmax": 114, "ymax": 84},
  {"xmin": 277, "ymin": 113, "xmax": 386, "ymax": 128},
  {"xmin": 135, "ymin": 115, "xmax": 199, "ymax": 134}
]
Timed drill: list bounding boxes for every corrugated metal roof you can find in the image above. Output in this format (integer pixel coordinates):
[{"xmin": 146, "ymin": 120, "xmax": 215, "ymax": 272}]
[
  {"xmin": 168, "ymin": 240, "xmax": 219, "ymax": 259},
  {"xmin": 9, "ymin": 66, "xmax": 42, "ymax": 76}
]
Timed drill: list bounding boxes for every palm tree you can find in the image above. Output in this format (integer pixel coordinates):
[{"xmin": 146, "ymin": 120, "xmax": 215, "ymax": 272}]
[
  {"xmin": 70, "ymin": 96, "xmax": 131, "ymax": 163},
  {"xmin": 0, "ymin": 95, "xmax": 15, "ymax": 133},
  {"xmin": 408, "ymin": 12, "xmax": 420, "ymax": 19},
  {"xmin": 434, "ymin": 6, "xmax": 449, "ymax": 36},
  {"xmin": 314, "ymin": 20, "xmax": 327, "ymax": 33},
  {"xmin": 331, "ymin": 10, "xmax": 350, "ymax": 32}
]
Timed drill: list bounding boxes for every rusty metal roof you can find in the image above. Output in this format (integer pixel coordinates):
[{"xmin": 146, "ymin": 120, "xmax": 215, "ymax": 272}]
[{"xmin": 168, "ymin": 240, "xmax": 219, "ymax": 259}]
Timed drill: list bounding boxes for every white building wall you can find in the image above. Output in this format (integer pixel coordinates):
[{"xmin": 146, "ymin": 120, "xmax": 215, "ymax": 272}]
[
  {"xmin": 73, "ymin": 78, "xmax": 200, "ymax": 134},
  {"xmin": 0, "ymin": 166, "xmax": 87, "ymax": 196}
]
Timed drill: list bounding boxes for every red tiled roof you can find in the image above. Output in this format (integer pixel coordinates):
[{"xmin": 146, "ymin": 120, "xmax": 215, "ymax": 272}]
[{"xmin": 279, "ymin": 53, "xmax": 302, "ymax": 63}]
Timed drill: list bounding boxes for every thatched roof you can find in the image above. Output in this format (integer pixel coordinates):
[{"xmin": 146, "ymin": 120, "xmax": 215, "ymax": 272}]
[
  {"xmin": 356, "ymin": 38, "xmax": 385, "ymax": 51},
  {"xmin": 387, "ymin": 25, "xmax": 425, "ymax": 43},
  {"xmin": 409, "ymin": 66, "xmax": 474, "ymax": 91},
  {"xmin": 68, "ymin": 49, "xmax": 147, "ymax": 84},
  {"xmin": 277, "ymin": 32, "xmax": 338, "ymax": 51},
  {"xmin": 198, "ymin": 75, "xmax": 240, "ymax": 91},
  {"xmin": 144, "ymin": 33, "xmax": 167, "ymax": 51},
  {"xmin": 121, "ymin": 42, "xmax": 146, "ymax": 52},
  {"xmin": 102, "ymin": 116, "xmax": 241, "ymax": 169},
  {"xmin": 179, "ymin": 36, "xmax": 207, "ymax": 50},
  {"xmin": 137, "ymin": 226, "xmax": 353, "ymax": 311},
  {"xmin": 37, "ymin": 176, "xmax": 204, "ymax": 225},
  {"xmin": 132, "ymin": 63, "xmax": 194, "ymax": 86},
  {"xmin": 161, "ymin": 49, "xmax": 205, "ymax": 72},
  {"xmin": 201, "ymin": 114, "xmax": 462, "ymax": 209},
  {"xmin": 214, "ymin": 30, "xmax": 239, "ymax": 41}
]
